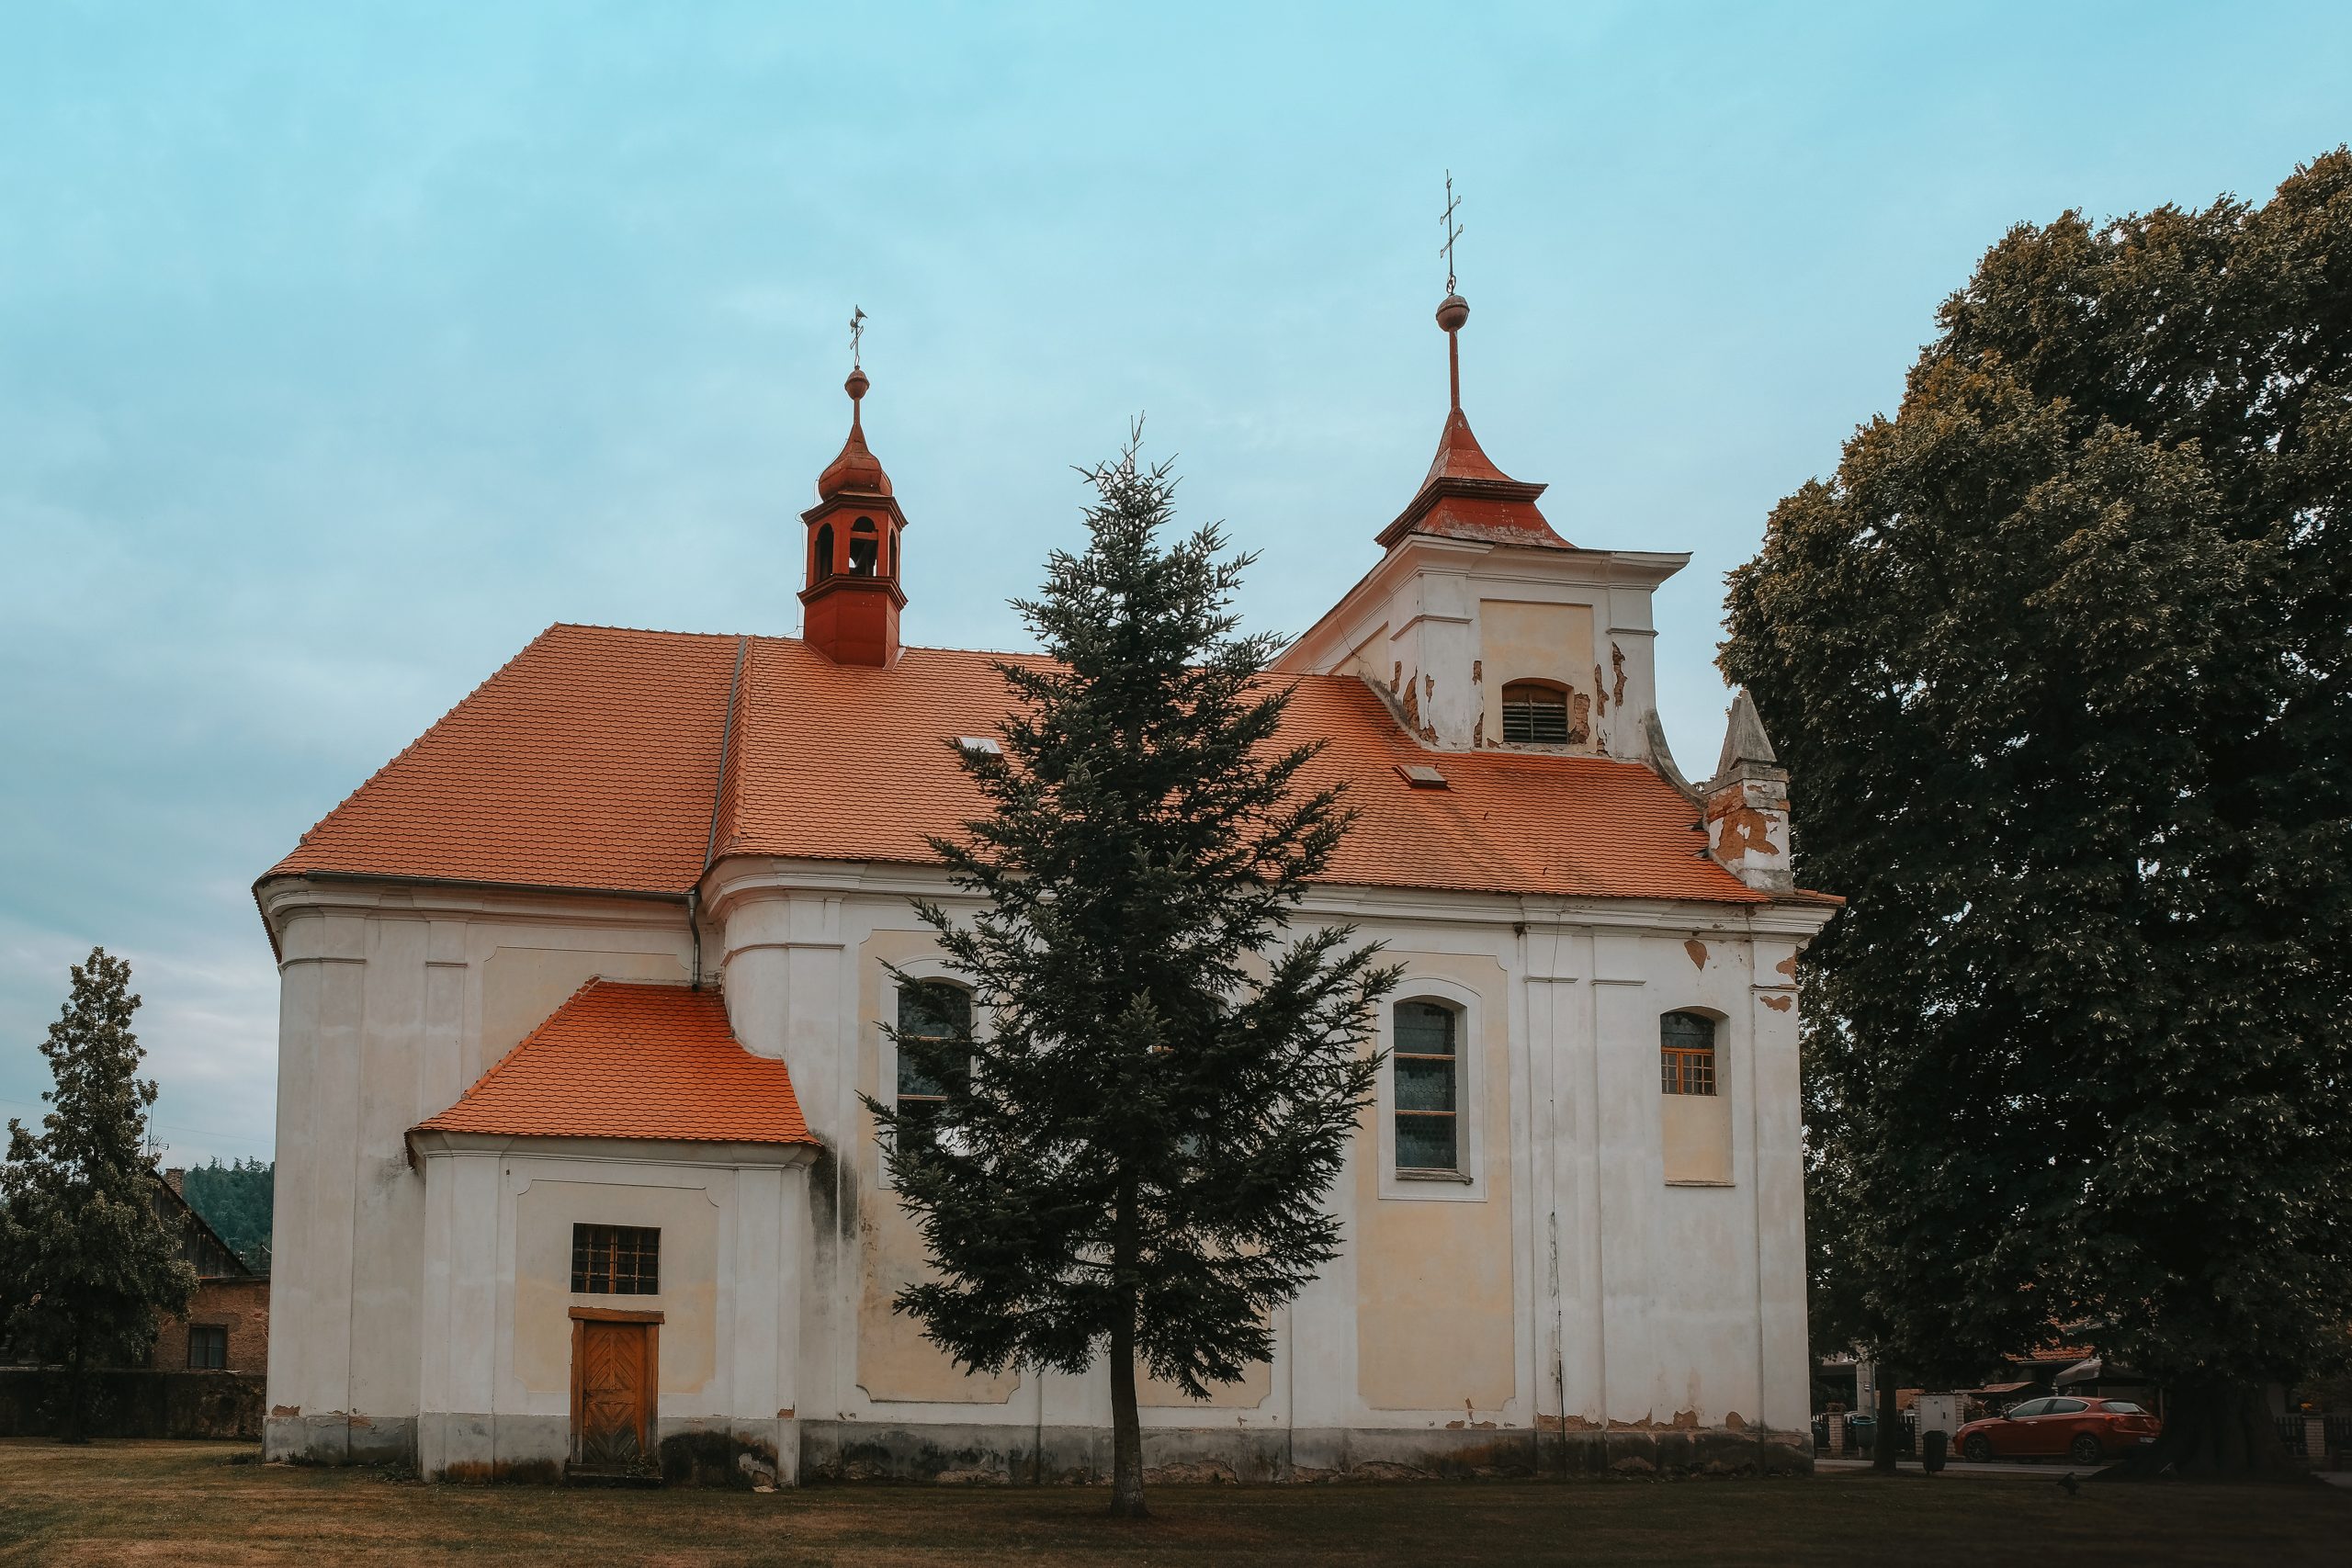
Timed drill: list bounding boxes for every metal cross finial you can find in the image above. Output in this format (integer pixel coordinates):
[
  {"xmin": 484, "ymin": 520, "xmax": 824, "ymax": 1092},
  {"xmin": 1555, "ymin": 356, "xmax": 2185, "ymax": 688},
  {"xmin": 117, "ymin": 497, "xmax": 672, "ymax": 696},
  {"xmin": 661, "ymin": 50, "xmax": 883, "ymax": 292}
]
[
  {"xmin": 849, "ymin": 306, "xmax": 867, "ymax": 370},
  {"xmin": 1439, "ymin": 172, "xmax": 1464, "ymax": 295}
]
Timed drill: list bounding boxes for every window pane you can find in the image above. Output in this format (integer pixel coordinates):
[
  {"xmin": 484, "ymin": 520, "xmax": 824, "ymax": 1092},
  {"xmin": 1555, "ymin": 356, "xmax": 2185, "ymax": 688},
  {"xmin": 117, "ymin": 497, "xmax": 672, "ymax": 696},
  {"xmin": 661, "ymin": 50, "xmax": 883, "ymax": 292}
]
[
  {"xmin": 1394, "ymin": 1001, "xmax": 1455, "ymax": 1056},
  {"xmin": 1660, "ymin": 1011, "xmax": 1715, "ymax": 1052},
  {"xmin": 898, "ymin": 1055, "xmax": 949, "ymax": 1099},
  {"xmin": 1396, "ymin": 1115, "xmax": 1458, "ymax": 1171},
  {"xmin": 899, "ymin": 984, "xmax": 971, "ymax": 1041},
  {"xmin": 1395, "ymin": 1055, "xmax": 1456, "ymax": 1112}
]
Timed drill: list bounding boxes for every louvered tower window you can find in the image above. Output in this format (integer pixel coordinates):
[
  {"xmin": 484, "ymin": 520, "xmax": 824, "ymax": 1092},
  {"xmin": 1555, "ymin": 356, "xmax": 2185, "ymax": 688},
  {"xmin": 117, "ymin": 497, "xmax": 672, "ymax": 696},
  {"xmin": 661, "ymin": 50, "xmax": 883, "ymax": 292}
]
[{"xmin": 1501, "ymin": 682, "xmax": 1571, "ymax": 743}]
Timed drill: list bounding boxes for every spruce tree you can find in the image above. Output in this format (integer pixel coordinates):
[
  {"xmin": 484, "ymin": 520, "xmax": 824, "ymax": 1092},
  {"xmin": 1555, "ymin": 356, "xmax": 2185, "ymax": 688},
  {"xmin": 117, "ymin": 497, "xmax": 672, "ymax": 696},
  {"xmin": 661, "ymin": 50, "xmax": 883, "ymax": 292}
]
[
  {"xmin": 1721, "ymin": 151, "xmax": 2352, "ymax": 1476},
  {"xmin": 868, "ymin": 434, "xmax": 1395, "ymax": 1516},
  {"xmin": 0, "ymin": 949, "xmax": 198, "ymax": 1441}
]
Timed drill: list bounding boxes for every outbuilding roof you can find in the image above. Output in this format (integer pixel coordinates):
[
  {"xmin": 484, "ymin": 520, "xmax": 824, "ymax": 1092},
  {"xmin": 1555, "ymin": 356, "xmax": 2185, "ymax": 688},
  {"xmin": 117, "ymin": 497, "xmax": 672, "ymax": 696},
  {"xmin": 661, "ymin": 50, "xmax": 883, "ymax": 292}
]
[
  {"xmin": 411, "ymin": 979, "xmax": 816, "ymax": 1146},
  {"xmin": 267, "ymin": 622, "xmax": 1769, "ymax": 908}
]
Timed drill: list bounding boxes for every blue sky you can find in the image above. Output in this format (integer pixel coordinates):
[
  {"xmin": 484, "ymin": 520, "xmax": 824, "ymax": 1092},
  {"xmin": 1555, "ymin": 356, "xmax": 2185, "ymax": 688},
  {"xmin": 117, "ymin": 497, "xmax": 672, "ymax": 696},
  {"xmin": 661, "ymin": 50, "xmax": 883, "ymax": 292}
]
[{"xmin": 3, "ymin": 3, "xmax": 2346, "ymax": 1166}]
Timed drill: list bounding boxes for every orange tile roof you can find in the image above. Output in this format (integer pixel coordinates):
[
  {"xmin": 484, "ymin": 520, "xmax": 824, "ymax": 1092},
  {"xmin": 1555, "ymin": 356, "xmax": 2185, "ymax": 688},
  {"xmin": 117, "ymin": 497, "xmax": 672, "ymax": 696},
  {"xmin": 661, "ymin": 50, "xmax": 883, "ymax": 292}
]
[
  {"xmin": 268, "ymin": 624, "xmax": 741, "ymax": 894},
  {"xmin": 271, "ymin": 623, "xmax": 1769, "ymax": 908},
  {"xmin": 413, "ymin": 980, "xmax": 815, "ymax": 1145}
]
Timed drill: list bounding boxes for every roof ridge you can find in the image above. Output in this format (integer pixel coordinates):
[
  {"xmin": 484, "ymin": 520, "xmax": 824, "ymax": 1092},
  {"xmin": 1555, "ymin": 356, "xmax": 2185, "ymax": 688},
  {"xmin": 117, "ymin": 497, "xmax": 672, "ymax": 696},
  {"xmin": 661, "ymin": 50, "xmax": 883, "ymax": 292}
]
[{"xmin": 546, "ymin": 622, "xmax": 746, "ymax": 641}]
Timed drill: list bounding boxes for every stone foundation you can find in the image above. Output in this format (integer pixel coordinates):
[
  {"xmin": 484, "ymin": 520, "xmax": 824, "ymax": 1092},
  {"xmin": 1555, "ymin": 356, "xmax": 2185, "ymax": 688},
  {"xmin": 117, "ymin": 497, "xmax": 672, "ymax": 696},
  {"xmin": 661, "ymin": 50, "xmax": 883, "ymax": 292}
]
[{"xmin": 267, "ymin": 1410, "xmax": 1811, "ymax": 1484}]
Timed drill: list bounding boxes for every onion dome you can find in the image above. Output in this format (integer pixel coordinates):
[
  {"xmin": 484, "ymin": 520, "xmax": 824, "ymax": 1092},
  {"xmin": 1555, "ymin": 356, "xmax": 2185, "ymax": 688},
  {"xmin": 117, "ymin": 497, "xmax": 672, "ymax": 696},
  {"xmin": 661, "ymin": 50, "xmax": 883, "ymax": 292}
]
[{"xmin": 816, "ymin": 367, "xmax": 892, "ymax": 500}]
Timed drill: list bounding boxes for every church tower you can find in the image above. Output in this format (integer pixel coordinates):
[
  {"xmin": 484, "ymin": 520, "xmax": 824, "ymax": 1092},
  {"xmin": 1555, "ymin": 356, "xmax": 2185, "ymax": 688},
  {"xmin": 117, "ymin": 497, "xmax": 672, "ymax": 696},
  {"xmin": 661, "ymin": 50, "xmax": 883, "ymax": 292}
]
[
  {"xmin": 1274, "ymin": 176, "xmax": 1685, "ymax": 760},
  {"xmin": 798, "ymin": 357, "xmax": 907, "ymax": 666}
]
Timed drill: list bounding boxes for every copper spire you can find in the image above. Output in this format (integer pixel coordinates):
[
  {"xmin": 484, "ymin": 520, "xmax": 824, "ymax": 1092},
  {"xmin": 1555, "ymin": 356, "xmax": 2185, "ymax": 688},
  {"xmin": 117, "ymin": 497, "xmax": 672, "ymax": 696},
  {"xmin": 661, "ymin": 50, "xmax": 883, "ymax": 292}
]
[
  {"xmin": 818, "ymin": 358, "xmax": 890, "ymax": 500},
  {"xmin": 1372, "ymin": 175, "xmax": 1570, "ymax": 553}
]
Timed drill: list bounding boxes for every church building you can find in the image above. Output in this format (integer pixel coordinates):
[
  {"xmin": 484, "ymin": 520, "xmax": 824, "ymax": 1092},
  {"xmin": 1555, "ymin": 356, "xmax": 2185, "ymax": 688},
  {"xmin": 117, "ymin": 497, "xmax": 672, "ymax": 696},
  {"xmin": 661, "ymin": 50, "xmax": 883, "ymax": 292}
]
[{"xmin": 255, "ymin": 284, "xmax": 1837, "ymax": 1483}]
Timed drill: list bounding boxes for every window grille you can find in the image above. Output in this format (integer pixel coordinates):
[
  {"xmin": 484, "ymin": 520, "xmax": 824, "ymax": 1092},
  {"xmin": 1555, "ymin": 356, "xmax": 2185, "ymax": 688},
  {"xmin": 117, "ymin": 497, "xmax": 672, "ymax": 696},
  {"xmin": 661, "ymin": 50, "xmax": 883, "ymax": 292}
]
[
  {"xmin": 1500, "ymin": 682, "xmax": 1572, "ymax": 744},
  {"xmin": 896, "ymin": 983, "xmax": 973, "ymax": 1142},
  {"xmin": 1660, "ymin": 1010, "xmax": 1717, "ymax": 1096},
  {"xmin": 571, "ymin": 1224, "xmax": 661, "ymax": 1295},
  {"xmin": 187, "ymin": 1324, "xmax": 227, "ymax": 1370},
  {"xmin": 1394, "ymin": 999, "xmax": 1461, "ymax": 1170}
]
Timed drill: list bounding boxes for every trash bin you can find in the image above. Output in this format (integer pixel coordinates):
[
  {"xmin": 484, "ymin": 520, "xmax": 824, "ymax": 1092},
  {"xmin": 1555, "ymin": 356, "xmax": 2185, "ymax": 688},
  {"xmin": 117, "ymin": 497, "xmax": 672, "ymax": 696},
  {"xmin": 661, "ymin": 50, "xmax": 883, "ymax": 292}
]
[{"xmin": 1921, "ymin": 1428, "xmax": 1948, "ymax": 1474}]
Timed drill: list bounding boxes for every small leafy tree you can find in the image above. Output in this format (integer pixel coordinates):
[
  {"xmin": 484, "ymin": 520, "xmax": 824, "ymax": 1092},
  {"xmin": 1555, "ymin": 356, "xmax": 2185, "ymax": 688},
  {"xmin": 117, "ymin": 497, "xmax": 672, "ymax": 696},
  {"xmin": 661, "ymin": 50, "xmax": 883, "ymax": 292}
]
[
  {"xmin": 1723, "ymin": 151, "xmax": 2352, "ymax": 1477},
  {"xmin": 0, "ymin": 949, "xmax": 197, "ymax": 1441},
  {"xmin": 868, "ymin": 434, "xmax": 1395, "ymax": 1516}
]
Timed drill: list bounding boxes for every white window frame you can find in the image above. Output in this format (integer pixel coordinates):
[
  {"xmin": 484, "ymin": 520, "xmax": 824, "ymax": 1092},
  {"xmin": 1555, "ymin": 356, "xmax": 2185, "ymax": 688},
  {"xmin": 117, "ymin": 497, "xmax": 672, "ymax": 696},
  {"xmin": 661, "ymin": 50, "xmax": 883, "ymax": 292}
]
[
  {"xmin": 879, "ymin": 959, "xmax": 986, "ymax": 1192},
  {"xmin": 1375, "ymin": 976, "xmax": 1486, "ymax": 1203}
]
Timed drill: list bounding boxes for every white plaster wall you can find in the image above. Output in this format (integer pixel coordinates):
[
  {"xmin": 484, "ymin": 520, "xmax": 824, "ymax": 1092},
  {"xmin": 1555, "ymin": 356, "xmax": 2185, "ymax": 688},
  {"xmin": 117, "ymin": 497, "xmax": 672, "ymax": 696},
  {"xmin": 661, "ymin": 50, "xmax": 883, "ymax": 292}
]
[
  {"xmin": 703, "ymin": 869, "xmax": 1824, "ymax": 1455},
  {"xmin": 259, "ymin": 880, "xmax": 699, "ymax": 1459},
  {"xmin": 414, "ymin": 1141, "xmax": 809, "ymax": 1479},
  {"xmin": 265, "ymin": 860, "xmax": 1821, "ymax": 1469}
]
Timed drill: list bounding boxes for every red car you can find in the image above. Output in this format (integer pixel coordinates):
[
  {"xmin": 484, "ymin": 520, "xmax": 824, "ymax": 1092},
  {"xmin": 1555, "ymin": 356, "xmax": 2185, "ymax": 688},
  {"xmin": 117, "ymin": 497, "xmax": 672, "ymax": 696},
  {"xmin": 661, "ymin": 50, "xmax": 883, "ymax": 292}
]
[{"xmin": 1954, "ymin": 1396, "xmax": 2161, "ymax": 1464}]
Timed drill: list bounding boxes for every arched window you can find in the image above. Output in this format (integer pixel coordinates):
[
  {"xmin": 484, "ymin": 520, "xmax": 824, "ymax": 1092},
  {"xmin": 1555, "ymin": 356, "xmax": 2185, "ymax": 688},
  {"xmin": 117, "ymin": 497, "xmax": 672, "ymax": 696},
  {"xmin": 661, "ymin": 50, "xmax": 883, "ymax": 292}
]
[
  {"xmin": 1501, "ymin": 681, "xmax": 1571, "ymax": 744},
  {"xmin": 811, "ymin": 522, "xmax": 834, "ymax": 582},
  {"xmin": 1393, "ymin": 999, "xmax": 1461, "ymax": 1171},
  {"xmin": 1660, "ymin": 1010, "xmax": 1717, "ymax": 1096},
  {"xmin": 849, "ymin": 516, "xmax": 879, "ymax": 576},
  {"xmin": 896, "ymin": 982, "xmax": 972, "ymax": 1140}
]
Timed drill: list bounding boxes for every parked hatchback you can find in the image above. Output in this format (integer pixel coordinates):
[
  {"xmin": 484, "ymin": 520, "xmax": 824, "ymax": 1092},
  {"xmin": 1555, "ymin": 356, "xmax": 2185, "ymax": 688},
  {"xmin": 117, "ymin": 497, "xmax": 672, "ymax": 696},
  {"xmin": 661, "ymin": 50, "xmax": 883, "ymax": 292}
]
[{"xmin": 1954, "ymin": 1396, "xmax": 2160, "ymax": 1464}]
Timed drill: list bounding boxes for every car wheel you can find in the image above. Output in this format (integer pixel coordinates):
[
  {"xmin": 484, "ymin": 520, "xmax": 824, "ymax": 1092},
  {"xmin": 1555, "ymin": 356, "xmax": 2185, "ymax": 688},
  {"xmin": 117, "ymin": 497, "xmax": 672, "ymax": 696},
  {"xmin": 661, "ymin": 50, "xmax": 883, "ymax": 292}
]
[
  {"xmin": 1962, "ymin": 1435, "xmax": 1992, "ymax": 1463},
  {"xmin": 2069, "ymin": 1433, "xmax": 2104, "ymax": 1466}
]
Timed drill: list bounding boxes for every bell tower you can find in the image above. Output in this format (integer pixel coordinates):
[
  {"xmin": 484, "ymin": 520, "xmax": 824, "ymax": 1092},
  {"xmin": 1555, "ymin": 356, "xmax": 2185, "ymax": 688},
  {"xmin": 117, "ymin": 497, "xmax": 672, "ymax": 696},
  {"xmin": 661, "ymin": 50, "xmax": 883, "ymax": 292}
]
[{"xmin": 797, "ymin": 341, "xmax": 907, "ymax": 667}]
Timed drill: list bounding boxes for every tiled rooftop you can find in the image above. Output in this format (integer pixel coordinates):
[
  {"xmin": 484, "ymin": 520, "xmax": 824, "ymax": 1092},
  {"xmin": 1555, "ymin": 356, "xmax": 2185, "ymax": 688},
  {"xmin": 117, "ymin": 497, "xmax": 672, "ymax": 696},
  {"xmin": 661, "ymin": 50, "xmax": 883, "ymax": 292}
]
[
  {"xmin": 411, "ymin": 979, "xmax": 815, "ymax": 1145},
  {"xmin": 270, "ymin": 622, "xmax": 1766, "ymax": 907}
]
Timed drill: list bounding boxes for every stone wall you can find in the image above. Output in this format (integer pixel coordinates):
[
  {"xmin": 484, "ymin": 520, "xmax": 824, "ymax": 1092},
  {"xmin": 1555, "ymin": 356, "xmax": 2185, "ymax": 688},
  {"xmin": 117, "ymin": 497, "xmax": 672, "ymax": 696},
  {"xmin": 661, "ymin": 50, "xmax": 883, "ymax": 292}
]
[{"xmin": 0, "ymin": 1369, "xmax": 264, "ymax": 1440}]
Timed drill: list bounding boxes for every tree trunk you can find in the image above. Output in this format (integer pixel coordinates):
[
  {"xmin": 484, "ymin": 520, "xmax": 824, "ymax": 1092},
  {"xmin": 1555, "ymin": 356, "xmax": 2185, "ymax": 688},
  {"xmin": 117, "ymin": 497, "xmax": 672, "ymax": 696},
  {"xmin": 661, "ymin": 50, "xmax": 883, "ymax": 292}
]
[
  {"xmin": 1107, "ymin": 1188, "xmax": 1147, "ymax": 1518},
  {"xmin": 60, "ymin": 1335, "xmax": 89, "ymax": 1446},
  {"xmin": 1871, "ymin": 1370, "xmax": 1900, "ymax": 1474},
  {"xmin": 2101, "ymin": 1379, "xmax": 2299, "ymax": 1480}
]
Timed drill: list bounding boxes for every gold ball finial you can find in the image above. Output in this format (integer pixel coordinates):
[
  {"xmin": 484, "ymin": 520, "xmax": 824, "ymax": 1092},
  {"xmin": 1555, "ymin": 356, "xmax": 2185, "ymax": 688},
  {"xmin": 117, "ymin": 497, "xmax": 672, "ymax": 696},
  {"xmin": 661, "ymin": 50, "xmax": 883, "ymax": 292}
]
[{"xmin": 1436, "ymin": 293, "xmax": 1469, "ymax": 333}]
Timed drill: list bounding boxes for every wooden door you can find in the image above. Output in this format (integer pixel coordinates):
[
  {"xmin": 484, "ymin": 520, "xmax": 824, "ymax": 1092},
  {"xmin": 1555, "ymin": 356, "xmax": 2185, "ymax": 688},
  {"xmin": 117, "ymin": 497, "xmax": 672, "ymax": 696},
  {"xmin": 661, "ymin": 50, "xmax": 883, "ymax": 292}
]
[{"xmin": 571, "ymin": 1314, "xmax": 658, "ymax": 1468}]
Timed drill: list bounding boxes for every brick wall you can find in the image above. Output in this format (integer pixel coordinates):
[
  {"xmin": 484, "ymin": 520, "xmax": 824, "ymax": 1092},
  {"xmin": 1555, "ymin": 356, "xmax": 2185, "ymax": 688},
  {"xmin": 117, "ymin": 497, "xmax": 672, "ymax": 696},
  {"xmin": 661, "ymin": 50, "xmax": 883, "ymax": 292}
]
[{"xmin": 153, "ymin": 1278, "xmax": 270, "ymax": 1374}]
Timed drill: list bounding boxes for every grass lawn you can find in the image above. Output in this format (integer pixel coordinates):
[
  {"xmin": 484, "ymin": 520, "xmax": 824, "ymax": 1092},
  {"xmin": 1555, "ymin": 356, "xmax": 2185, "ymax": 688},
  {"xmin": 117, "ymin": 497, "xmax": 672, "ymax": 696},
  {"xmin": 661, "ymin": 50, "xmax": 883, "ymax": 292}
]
[{"xmin": 1, "ymin": 1440, "xmax": 2346, "ymax": 1567}]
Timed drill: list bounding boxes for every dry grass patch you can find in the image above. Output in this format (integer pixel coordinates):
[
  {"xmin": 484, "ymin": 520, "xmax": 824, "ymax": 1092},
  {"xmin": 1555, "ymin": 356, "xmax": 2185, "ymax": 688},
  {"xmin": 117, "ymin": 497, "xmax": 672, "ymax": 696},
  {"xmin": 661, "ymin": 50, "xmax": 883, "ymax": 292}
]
[{"xmin": 0, "ymin": 1439, "xmax": 2346, "ymax": 1567}]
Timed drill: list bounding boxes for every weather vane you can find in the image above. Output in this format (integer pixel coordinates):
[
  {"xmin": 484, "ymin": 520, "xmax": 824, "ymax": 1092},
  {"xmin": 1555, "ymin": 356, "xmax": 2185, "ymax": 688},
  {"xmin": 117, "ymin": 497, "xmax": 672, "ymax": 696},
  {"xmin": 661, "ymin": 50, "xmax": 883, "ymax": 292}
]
[
  {"xmin": 1440, "ymin": 172, "xmax": 1464, "ymax": 295},
  {"xmin": 850, "ymin": 305, "xmax": 867, "ymax": 370}
]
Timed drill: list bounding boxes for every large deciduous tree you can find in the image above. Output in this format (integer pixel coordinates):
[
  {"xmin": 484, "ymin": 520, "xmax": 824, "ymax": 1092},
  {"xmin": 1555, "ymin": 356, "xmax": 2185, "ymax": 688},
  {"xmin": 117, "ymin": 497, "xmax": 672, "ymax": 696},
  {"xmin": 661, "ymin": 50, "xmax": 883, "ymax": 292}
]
[
  {"xmin": 867, "ymin": 434, "xmax": 1394, "ymax": 1517},
  {"xmin": 0, "ymin": 949, "xmax": 198, "ymax": 1442},
  {"xmin": 1723, "ymin": 151, "xmax": 2352, "ymax": 1476}
]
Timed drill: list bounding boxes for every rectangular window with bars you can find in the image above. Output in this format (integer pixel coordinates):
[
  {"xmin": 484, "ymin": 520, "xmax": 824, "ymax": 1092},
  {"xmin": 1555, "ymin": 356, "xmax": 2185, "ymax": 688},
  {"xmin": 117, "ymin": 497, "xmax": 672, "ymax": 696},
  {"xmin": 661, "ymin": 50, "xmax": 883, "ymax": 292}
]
[
  {"xmin": 571, "ymin": 1224, "xmax": 661, "ymax": 1295},
  {"xmin": 1393, "ymin": 999, "xmax": 1461, "ymax": 1171}
]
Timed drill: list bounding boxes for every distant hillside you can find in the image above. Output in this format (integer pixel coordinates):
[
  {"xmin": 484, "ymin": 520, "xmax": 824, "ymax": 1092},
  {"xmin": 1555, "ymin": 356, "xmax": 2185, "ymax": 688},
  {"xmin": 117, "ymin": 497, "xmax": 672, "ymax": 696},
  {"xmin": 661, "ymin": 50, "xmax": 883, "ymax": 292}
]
[{"xmin": 180, "ymin": 1157, "xmax": 272, "ymax": 1274}]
